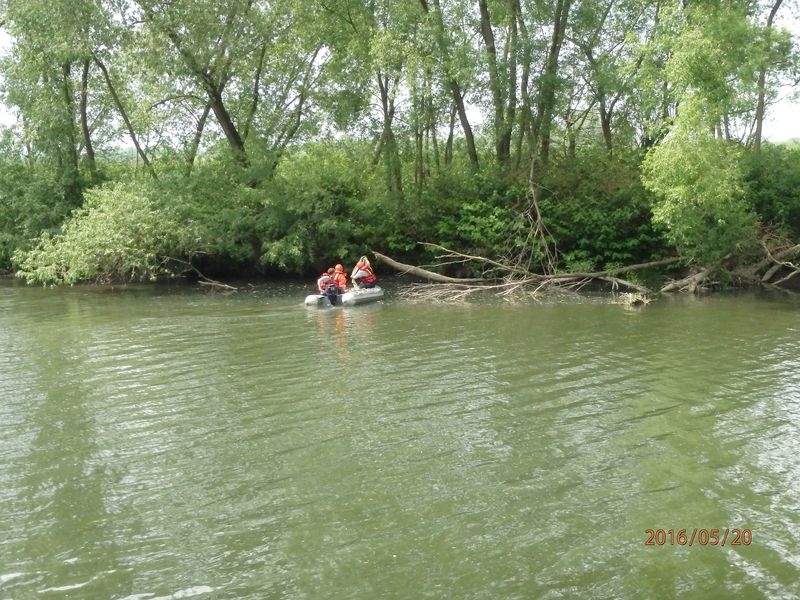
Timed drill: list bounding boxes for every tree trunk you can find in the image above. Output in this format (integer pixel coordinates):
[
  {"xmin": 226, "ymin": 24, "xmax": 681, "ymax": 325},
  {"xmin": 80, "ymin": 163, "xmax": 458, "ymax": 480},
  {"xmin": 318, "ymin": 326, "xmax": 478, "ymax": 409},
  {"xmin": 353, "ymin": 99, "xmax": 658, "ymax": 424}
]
[
  {"xmin": 478, "ymin": 0, "xmax": 509, "ymax": 164},
  {"xmin": 60, "ymin": 62, "xmax": 82, "ymax": 204},
  {"xmin": 138, "ymin": 2, "xmax": 248, "ymax": 167},
  {"xmin": 242, "ymin": 42, "xmax": 268, "ymax": 144},
  {"xmin": 449, "ymin": 80, "xmax": 479, "ymax": 169},
  {"xmin": 205, "ymin": 82, "xmax": 248, "ymax": 166},
  {"xmin": 185, "ymin": 102, "xmax": 212, "ymax": 177},
  {"xmin": 422, "ymin": 0, "xmax": 479, "ymax": 169},
  {"xmin": 445, "ymin": 103, "xmax": 456, "ymax": 165},
  {"xmin": 374, "ymin": 72, "xmax": 403, "ymax": 195},
  {"xmin": 753, "ymin": 0, "xmax": 784, "ymax": 152},
  {"xmin": 93, "ymin": 54, "xmax": 157, "ymax": 180},
  {"xmin": 373, "ymin": 250, "xmax": 482, "ymax": 283},
  {"xmin": 535, "ymin": 0, "xmax": 572, "ymax": 166},
  {"xmin": 513, "ymin": 1, "xmax": 532, "ymax": 173},
  {"xmin": 79, "ymin": 59, "xmax": 97, "ymax": 182}
]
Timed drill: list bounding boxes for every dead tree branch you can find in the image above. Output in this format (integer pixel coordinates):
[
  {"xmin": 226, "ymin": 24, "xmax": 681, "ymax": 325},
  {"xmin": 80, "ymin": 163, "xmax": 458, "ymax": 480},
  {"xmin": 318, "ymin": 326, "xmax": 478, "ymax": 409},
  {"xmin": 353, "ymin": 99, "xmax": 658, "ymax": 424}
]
[
  {"xmin": 419, "ymin": 243, "xmax": 532, "ymax": 278},
  {"xmin": 372, "ymin": 250, "xmax": 482, "ymax": 282},
  {"xmin": 376, "ymin": 248, "xmax": 680, "ymax": 301},
  {"xmin": 659, "ymin": 266, "xmax": 714, "ymax": 294},
  {"xmin": 166, "ymin": 257, "xmax": 238, "ymax": 291},
  {"xmin": 760, "ymin": 243, "xmax": 800, "ymax": 284}
]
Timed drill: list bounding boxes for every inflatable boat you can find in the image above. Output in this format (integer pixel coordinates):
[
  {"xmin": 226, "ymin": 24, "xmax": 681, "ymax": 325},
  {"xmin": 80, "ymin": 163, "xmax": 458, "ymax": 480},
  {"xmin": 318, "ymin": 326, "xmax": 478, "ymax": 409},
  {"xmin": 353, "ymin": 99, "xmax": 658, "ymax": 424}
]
[
  {"xmin": 304, "ymin": 292, "xmax": 339, "ymax": 306},
  {"xmin": 341, "ymin": 285, "xmax": 384, "ymax": 306},
  {"xmin": 304, "ymin": 285, "xmax": 384, "ymax": 307},
  {"xmin": 305, "ymin": 256, "xmax": 384, "ymax": 307}
]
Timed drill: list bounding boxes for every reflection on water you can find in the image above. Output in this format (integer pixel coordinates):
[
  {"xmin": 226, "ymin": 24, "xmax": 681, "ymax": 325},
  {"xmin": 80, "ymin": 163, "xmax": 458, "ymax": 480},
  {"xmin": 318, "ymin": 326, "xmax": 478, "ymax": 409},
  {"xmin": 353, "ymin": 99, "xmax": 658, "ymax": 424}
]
[{"xmin": 1, "ymin": 283, "xmax": 799, "ymax": 599}]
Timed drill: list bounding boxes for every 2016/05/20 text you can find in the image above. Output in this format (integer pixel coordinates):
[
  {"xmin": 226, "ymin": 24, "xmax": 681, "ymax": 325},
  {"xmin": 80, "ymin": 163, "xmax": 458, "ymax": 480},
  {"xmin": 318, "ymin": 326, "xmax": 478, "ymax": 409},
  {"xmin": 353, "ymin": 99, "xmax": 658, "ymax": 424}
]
[{"xmin": 644, "ymin": 529, "xmax": 752, "ymax": 546}]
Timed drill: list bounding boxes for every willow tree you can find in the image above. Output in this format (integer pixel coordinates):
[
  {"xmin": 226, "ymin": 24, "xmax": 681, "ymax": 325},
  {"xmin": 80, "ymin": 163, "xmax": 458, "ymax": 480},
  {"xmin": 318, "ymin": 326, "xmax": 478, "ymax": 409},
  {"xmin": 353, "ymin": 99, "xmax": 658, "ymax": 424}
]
[
  {"xmin": 0, "ymin": 0, "xmax": 118, "ymax": 195},
  {"xmin": 751, "ymin": 0, "xmax": 795, "ymax": 151},
  {"xmin": 641, "ymin": 1, "xmax": 765, "ymax": 270},
  {"xmin": 476, "ymin": 0, "xmax": 519, "ymax": 166},
  {"xmin": 364, "ymin": 1, "xmax": 417, "ymax": 196},
  {"xmin": 134, "ymin": 0, "xmax": 315, "ymax": 171},
  {"xmin": 562, "ymin": 0, "xmax": 660, "ymax": 155},
  {"xmin": 419, "ymin": 0, "xmax": 480, "ymax": 169}
]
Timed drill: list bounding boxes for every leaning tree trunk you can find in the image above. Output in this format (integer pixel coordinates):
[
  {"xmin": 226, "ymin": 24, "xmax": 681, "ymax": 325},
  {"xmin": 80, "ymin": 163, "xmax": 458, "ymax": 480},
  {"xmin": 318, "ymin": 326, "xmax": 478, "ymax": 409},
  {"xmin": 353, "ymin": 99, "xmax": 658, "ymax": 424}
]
[{"xmin": 93, "ymin": 54, "xmax": 158, "ymax": 180}]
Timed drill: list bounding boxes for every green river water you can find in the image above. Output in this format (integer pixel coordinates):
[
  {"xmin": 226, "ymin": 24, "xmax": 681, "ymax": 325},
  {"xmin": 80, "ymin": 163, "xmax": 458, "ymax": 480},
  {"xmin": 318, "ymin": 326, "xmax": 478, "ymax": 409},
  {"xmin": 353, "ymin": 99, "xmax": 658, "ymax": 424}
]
[{"xmin": 1, "ymin": 280, "xmax": 799, "ymax": 599}]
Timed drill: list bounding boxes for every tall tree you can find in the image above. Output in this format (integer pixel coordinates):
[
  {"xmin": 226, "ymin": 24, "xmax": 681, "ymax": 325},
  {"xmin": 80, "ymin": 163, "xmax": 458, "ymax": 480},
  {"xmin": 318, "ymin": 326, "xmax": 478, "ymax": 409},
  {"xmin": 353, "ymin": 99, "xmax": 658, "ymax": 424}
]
[
  {"xmin": 478, "ymin": 0, "xmax": 519, "ymax": 165},
  {"xmin": 420, "ymin": 0, "xmax": 480, "ymax": 169},
  {"xmin": 752, "ymin": 0, "xmax": 791, "ymax": 151},
  {"xmin": 133, "ymin": 0, "xmax": 252, "ymax": 166},
  {"xmin": 1, "ymin": 0, "xmax": 112, "ymax": 200}
]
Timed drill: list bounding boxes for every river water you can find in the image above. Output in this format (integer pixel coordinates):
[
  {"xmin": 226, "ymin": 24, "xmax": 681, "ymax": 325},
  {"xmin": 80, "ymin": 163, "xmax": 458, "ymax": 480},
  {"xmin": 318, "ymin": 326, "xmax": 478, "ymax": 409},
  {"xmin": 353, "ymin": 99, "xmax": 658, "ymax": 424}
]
[{"xmin": 1, "ymin": 280, "xmax": 799, "ymax": 599}]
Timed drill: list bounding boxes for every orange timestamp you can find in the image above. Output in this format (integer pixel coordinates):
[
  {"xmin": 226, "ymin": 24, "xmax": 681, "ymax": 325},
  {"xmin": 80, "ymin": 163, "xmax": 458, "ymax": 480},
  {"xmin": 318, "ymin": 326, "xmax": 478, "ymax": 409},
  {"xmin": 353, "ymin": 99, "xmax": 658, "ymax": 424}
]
[{"xmin": 644, "ymin": 528, "xmax": 752, "ymax": 546}]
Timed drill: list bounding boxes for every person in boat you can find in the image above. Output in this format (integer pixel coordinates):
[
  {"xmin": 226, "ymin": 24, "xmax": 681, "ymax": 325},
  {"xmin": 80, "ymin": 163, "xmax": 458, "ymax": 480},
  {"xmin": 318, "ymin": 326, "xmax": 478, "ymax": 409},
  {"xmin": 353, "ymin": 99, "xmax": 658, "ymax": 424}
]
[
  {"xmin": 317, "ymin": 267, "xmax": 341, "ymax": 303},
  {"xmin": 351, "ymin": 256, "xmax": 377, "ymax": 289},
  {"xmin": 332, "ymin": 264, "xmax": 348, "ymax": 292},
  {"xmin": 317, "ymin": 268, "xmax": 335, "ymax": 291}
]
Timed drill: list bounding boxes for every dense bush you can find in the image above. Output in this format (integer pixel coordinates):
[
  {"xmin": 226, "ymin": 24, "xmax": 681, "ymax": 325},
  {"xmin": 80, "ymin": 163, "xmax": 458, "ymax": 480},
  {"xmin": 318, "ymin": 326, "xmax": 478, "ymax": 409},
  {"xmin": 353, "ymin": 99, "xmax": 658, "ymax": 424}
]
[
  {"xmin": 540, "ymin": 150, "xmax": 668, "ymax": 272},
  {"xmin": 743, "ymin": 142, "xmax": 800, "ymax": 237},
  {"xmin": 263, "ymin": 143, "xmax": 367, "ymax": 273},
  {"xmin": 13, "ymin": 182, "xmax": 188, "ymax": 285},
  {"xmin": 6, "ymin": 133, "xmax": 800, "ymax": 285},
  {"xmin": 0, "ymin": 161, "xmax": 80, "ymax": 272}
]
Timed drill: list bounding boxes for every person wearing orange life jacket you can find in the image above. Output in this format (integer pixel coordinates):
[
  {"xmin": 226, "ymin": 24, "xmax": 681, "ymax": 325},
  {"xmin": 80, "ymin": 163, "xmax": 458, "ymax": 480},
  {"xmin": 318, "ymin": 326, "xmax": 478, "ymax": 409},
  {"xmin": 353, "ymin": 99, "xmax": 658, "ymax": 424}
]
[
  {"xmin": 351, "ymin": 256, "xmax": 377, "ymax": 289},
  {"xmin": 332, "ymin": 264, "xmax": 348, "ymax": 292},
  {"xmin": 317, "ymin": 268, "xmax": 335, "ymax": 292},
  {"xmin": 317, "ymin": 267, "xmax": 341, "ymax": 304}
]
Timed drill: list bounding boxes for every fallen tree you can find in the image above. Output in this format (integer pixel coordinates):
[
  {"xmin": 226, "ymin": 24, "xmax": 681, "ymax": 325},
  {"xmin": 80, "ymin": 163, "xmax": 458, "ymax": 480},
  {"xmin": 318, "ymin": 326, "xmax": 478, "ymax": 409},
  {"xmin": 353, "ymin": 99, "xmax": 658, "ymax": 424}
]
[
  {"xmin": 664, "ymin": 235, "xmax": 800, "ymax": 294},
  {"xmin": 372, "ymin": 250, "xmax": 483, "ymax": 283},
  {"xmin": 742, "ymin": 239, "xmax": 800, "ymax": 289},
  {"xmin": 373, "ymin": 234, "xmax": 800, "ymax": 302},
  {"xmin": 373, "ymin": 245, "xmax": 681, "ymax": 301}
]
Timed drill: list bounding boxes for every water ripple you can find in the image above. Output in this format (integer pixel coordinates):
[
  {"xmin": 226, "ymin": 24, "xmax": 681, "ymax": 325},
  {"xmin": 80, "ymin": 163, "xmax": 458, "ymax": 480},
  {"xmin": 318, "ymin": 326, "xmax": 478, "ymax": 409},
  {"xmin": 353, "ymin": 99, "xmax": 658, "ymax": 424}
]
[{"xmin": 2, "ymin": 286, "xmax": 800, "ymax": 598}]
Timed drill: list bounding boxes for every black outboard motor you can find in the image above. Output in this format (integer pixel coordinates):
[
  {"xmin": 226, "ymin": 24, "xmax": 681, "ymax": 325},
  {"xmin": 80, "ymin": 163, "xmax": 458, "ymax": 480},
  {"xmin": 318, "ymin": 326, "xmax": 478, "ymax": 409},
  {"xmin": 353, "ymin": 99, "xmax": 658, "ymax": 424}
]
[{"xmin": 323, "ymin": 283, "xmax": 340, "ymax": 305}]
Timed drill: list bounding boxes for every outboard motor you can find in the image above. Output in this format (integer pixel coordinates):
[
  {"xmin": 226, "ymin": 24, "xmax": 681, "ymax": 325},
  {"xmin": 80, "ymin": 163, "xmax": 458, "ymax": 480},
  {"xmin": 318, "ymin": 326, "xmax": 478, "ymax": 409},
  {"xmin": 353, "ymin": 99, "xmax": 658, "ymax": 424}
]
[{"xmin": 323, "ymin": 283, "xmax": 340, "ymax": 305}]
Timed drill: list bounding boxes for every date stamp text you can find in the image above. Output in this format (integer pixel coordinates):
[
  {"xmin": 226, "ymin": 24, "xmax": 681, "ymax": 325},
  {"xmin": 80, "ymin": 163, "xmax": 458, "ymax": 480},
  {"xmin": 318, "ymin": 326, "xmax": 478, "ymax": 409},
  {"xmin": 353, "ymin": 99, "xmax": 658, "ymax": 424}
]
[{"xmin": 644, "ymin": 528, "xmax": 752, "ymax": 546}]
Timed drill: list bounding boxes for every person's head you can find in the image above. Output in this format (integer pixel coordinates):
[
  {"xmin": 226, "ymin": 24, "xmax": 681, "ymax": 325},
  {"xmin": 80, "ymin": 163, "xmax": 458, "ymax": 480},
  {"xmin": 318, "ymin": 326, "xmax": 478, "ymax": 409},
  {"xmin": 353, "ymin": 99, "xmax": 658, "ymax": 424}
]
[
  {"xmin": 328, "ymin": 268, "xmax": 335, "ymax": 275},
  {"xmin": 335, "ymin": 264, "xmax": 344, "ymax": 272}
]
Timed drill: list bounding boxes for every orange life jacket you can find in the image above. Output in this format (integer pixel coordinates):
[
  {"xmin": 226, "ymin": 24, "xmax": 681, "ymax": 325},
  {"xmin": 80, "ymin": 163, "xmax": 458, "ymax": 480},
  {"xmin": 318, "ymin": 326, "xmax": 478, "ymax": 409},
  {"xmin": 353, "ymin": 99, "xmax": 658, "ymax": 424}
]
[
  {"xmin": 355, "ymin": 260, "xmax": 377, "ymax": 284},
  {"xmin": 332, "ymin": 270, "xmax": 348, "ymax": 291}
]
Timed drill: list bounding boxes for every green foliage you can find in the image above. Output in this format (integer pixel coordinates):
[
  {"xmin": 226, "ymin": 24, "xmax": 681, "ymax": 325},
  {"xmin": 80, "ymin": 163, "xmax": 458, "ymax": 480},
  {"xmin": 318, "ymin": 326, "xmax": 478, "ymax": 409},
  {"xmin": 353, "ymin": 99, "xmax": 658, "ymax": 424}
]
[
  {"xmin": 260, "ymin": 142, "xmax": 365, "ymax": 273},
  {"xmin": 540, "ymin": 150, "xmax": 667, "ymax": 271},
  {"xmin": 150, "ymin": 163, "xmax": 264, "ymax": 268},
  {"xmin": 13, "ymin": 183, "xmax": 187, "ymax": 285},
  {"xmin": 1, "ymin": 0, "xmax": 797, "ymax": 286},
  {"xmin": 642, "ymin": 130, "xmax": 758, "ymax": 264},
  {"xmin": 743, "ymin": 143, "xmax": 800, "ymax": 237},
  {"xmin": 428, "ymin": 170, "xmax": 523, "ymax": 271},
  {"xmin": 665, "ymin": 5, "xmax": 758, "ymax": 125},
  {"xmin": 0, "ymin": 157, "xmax": 77, "ymax": 271}
]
